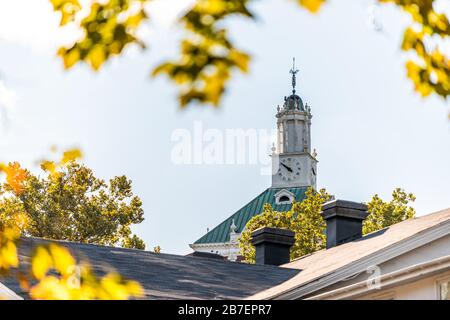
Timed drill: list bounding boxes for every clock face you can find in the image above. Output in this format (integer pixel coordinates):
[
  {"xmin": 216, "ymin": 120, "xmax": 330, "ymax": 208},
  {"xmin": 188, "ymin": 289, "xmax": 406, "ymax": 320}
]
[{"xmin": 277, "ymin": 157, "xmax": 301, "ymax": 181}]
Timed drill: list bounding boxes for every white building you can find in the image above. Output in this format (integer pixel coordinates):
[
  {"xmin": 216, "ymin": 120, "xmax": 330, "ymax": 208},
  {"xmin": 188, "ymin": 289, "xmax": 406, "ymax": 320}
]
[{"xmin": 249, "ymin": 206, "xmax": 450, "ymax": 300}]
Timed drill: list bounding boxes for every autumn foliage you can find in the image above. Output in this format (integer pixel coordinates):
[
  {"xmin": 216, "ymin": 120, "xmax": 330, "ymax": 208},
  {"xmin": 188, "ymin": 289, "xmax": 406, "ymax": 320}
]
[
  {"xmin": 0, "ymin": 152, "xmax": 145, "ymax": 250},
  {"xmin": 0, "ymin": 151, "xmax": 145, "ymax": 300},
  {"xmin": 50, "ymin": 0, "xmax": 449, "ymax": 107},
  {"xmin": 29, "ymin": 243, "xmax": 143, "ymax": 300}
]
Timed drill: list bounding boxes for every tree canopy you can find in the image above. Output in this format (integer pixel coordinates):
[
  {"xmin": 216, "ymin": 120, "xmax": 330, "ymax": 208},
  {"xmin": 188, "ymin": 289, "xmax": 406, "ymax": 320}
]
[
  {"xmin": 238, "ymin": 187, "xmax": 416, "ymax": 263},
  {"xmin": 0, "ymin": 153, "xmax": 145, "ymax": 300},
  {"xmin": 363, "ymin": 187, "xmax": 416, "ymax": 234},
  {"xmin": 49, "ymin": 0, "xmax": 449, "ymax": 108},
  {"xmin": 0, "ymin": 160, "xmax": 146, "ymax": 250}
]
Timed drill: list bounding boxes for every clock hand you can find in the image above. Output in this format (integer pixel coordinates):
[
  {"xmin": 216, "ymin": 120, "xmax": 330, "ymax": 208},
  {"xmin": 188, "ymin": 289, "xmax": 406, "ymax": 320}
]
[{"xmin": 281, "ymin": 163, "xmax": 293, "ymax": 172}]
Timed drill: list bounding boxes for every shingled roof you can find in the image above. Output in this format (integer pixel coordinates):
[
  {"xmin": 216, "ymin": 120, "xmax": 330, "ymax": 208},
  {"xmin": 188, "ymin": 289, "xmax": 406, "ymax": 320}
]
[
  {"xmin": 249, "ymin": 207, "xmax": 450, "ymax": 299},
  {"xmin": 193, "ymin": 187, "xmax": 308, "ymax": 244},
  {"xmin": 2, "ymin": 237, "xmax": 300, "ymax": 300}
]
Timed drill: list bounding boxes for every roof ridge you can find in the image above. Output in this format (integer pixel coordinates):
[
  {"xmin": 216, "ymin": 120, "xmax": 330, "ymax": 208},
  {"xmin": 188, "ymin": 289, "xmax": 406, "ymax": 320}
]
[{"xmin": 20, "ymin": 236, "xmax": 172, "ymax": 258}]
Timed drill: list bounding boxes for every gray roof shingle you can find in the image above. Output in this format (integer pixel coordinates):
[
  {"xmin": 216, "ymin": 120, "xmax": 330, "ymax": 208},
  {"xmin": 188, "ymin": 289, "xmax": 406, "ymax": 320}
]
[{"xmin": 2, "ymin": 237, "xmax": 300, "ymax": 300}]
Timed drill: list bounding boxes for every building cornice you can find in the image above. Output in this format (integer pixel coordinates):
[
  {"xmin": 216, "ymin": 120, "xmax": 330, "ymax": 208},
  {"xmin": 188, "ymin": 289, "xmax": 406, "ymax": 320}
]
[
  {"xmin": 306, "ymin": 254, "xmax": 450, "ymax": 300},
  {"xmin": 189, "ymin": 241, "xmax": 239, "ymax": 250}
]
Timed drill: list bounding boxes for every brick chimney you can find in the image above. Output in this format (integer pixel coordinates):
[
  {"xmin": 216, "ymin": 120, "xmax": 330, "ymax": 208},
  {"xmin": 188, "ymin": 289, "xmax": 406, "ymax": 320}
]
[
  {"xmin": 250, "ymin": 227, "xmax": 295, "ymax": 266},
  {"xmin": 321, "ymin": 199, "xmax": 369, "ymax": 249}
]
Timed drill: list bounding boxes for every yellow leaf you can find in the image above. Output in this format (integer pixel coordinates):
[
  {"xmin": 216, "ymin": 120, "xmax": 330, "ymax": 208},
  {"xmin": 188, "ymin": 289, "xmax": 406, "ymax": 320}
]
[
  {"xmin": 3, "ymin": 227, "xmax": 20, "ymax": 242},
  {"xmin": 229, "ymin": 50, "xmax": 250, "ymax": 73},
  {"xmin": 99, "ymin": 273, "xmax": 128, "ymax": 300},
  {"xmin": 50, "ymin": 0, "xmax": 81, "ymax": 26},
  {"xmin": 41, "ymin": 161, "xmax": 56, "ymax": 173},
  {"xmin": 88, "ymin": 46, "xmax": 106, "ymax": 70},
  {"xmin": 59, "ymin": 47, "xmax": 80, "ymax": 69},
  {"xmin": 49, "ymin": 245, "xmax": 76, "ymax": 276},
  {"xmin": 32, "ymin": 247, "xmax": 53, "ymax": 280},
  {"xmin": 298, "ymin": 0, "xmax": 326, "ymax": 13},
  {"xmin": 0, "ymin": 241, "xmax": 18, "ymax": 270},
  {"xmin": 29, "ymin": 276, "xmax": 72, "ymax": 300},
  {"xmin": 61, "ymin": 149, "xmax": 83, "ymax": 164},
  {"xmin": 125, "ymin": 280, "xmax": 144, "ymax": 297},
  {"xmin": 124, "ymin": 10, "xmax": 146, "ymax": 29},
  {"xmin": 195, "ymin": 0, "xmax": 228, "ymax": 15},
  {"xmin": 49, "ymin": 244, "xmax": 76, "ymax": 276}
]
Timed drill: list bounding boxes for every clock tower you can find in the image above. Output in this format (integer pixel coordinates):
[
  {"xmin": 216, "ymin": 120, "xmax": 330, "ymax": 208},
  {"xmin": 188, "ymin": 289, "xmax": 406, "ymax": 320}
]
[
  {"xmin": 272, "ymin": 59, "xmax": 318, "ymax": 189},
  {"xmin": 191, "ymin": 60, "xmax": 320, "ymax": 261}
]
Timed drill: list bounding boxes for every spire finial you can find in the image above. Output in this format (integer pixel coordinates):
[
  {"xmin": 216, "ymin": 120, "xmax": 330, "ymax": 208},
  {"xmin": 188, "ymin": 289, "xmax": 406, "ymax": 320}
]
[
  {"xmin": 230, "ymin": 219, "xmax": 237, "ymax": 233},
  {"xmin": 289, "ymin": 57, "xmax": 299, "ymax": 95}
]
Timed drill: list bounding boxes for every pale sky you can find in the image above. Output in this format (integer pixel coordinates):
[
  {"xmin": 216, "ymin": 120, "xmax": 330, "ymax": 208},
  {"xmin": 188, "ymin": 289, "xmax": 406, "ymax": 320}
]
[{"xmin": 0, "ymin": 0, "xmax": 449, "ymax": 254}]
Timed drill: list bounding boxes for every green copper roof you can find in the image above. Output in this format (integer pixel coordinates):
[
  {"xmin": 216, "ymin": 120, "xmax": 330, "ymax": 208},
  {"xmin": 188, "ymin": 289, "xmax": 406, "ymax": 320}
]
[{"xmin": 194, "ymin": 187, "xmax": 308, "ymax": 245}]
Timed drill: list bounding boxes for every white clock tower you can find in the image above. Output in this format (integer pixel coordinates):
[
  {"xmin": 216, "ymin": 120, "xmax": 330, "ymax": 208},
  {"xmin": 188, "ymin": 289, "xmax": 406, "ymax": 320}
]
[
  {"xmin": 191, "ymin": 60, "xmax": 321, "ymax": 261},
  {"xmin": 272, "ymin": 59, "xmax": 318, "ymax": 189}
]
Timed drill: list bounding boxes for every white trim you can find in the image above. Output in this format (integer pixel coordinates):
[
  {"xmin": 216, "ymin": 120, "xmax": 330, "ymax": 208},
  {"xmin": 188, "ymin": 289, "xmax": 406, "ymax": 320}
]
[
  {"xmin": 307, "ymin": 255, "xmax": 450, "ymax": 300},
  {"xmin": 274, "ymin": 189, "xmax": 295, "ymax": 205},
  {"xmin": 190, "ymin": 240, "xmax": 241, "ymax": 261},
  {"xmin": 190, "ymin": 241, "xmax": 238, "ymax": 250},
  {"xmin": 268, "ymin": 219, "xmax": 450, "ymax": 300},
  {"xmin": 0, "ymin": 282, "xmax": 23, "ymax": 300}
]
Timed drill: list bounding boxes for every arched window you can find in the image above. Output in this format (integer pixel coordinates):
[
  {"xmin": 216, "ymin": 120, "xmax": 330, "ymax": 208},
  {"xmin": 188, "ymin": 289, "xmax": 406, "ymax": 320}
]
[{"xmin": 275, "ymin": 189, "xmax": 295, "ymax": 204}]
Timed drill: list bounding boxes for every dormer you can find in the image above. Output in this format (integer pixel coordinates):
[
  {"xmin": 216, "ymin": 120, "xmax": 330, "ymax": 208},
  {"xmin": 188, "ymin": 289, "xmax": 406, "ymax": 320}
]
[{"xmin": 274, "ymin": 189, "xmax": 295, "ymax": 205}]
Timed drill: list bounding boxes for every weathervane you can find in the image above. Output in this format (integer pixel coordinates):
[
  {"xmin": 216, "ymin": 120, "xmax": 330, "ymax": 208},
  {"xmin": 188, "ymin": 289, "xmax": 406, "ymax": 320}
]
[{"xmin": 289, "ymin": 57, "xmax": 299, "ymax": 95}]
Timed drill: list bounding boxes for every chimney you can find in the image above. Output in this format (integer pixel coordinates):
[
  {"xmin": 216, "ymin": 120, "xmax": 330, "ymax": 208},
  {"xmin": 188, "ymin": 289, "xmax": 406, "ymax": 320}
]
[
  {"xmin": 251, "ymin": 227, "xmax": 295, "ymax": 266},
  {"xmin": 321, "ymin": 199, "xmax": 369, "ymax": 249}
]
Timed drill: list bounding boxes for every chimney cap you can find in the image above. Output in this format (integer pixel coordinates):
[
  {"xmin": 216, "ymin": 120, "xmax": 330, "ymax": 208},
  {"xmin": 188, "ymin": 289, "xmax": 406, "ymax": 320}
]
[
  {"xmin": 251, "ymin": 227, "xmax": 295, "ymax": 246},
  {"xmin": 322, "ymin": 200, "xmax": 368, "ymax": 221},
  {"xmin": 251, "ymin": 227, "xmax": 295, "ymax": 238}
]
